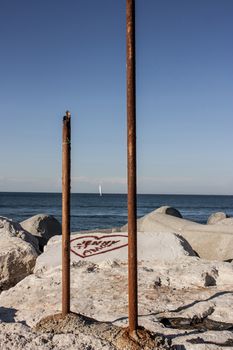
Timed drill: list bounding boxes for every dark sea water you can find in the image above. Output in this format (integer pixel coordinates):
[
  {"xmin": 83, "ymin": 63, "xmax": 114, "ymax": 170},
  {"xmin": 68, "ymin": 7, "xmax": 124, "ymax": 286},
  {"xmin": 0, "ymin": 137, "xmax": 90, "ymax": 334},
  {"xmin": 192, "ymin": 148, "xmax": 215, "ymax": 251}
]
[{"xmin": 0, "ymin": 192, "xmax": 233, "ymax": 232}]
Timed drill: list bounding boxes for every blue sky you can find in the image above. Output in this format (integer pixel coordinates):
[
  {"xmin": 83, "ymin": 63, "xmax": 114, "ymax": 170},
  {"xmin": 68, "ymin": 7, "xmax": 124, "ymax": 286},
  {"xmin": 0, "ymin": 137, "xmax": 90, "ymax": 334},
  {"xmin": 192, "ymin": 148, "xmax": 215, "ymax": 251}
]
[{"xmin": 0, "ymin": 0, "xmax": 232, "ymax": 194}]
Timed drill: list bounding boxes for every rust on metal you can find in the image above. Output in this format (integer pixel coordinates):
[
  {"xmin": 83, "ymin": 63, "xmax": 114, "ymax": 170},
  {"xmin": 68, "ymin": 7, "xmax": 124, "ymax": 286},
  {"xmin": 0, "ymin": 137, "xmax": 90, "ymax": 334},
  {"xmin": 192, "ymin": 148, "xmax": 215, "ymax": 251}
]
[
  {"xmin": 126, "ymin": 0, "xmax": 138, "ymax": 335},
  {"xmin": 62, "ymin": 110, "xmax": 71, "ymax": 317}
]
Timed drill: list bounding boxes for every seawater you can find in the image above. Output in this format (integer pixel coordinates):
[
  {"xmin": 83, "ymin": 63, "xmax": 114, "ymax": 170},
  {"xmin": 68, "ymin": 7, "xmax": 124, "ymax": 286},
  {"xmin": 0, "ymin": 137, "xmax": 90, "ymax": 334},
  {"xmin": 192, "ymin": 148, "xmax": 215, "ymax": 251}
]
[{"xmin": 0, "ymin": 192, "xmax": 233, "ymax": 232}]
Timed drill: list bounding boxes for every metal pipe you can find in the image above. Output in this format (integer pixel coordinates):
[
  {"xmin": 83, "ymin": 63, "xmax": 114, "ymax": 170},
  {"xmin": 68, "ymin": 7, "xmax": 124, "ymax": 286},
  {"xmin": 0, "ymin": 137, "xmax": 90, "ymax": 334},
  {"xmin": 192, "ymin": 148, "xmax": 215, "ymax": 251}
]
[
  {"xmin": 62, "ymin": 110, "xmax": 71, "ymax": 317},
  {"xmin": 126, "ymin": 0, "xmax": 138, "ymax": 335}
]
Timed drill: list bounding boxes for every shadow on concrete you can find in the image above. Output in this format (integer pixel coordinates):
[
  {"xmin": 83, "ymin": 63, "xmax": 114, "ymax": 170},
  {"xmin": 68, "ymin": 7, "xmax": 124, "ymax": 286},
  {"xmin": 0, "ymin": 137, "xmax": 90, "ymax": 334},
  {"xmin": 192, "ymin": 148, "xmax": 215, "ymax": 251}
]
[
  {"xmin": 187, "ymin": 336, "xmax": 233, "ymax": 347},
  {"xmin": 169, "ymin": 290, "xmax": 233, "ymax": 313},
  {"xmin": 0, "ymin": 306, "xmax": 17, "ymax": 322},
  {"xmin": 0, "ymin": 307, "xmax": 26, "ymax": 325}
]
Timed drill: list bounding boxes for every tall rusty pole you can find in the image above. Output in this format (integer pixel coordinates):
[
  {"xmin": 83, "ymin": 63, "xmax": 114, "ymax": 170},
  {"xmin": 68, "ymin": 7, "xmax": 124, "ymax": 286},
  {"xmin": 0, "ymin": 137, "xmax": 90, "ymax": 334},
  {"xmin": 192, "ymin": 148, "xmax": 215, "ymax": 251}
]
[
  {"xmin": 127, "ymin": 0, "xmax": 138, "ymax": 336},
  {"xmin": 62, "ymin": 110, "xmax": 71, "ymax": 317}
]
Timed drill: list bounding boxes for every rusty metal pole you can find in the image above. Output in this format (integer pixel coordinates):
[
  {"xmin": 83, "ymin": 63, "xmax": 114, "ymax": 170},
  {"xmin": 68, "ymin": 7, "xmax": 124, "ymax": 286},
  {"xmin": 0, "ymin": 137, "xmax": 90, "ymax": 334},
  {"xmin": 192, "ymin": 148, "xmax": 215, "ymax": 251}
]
[
  {"xmin": 127, "ymin": 0, "xmax": 138, "ymax": 336},
  {"xmin": 62, "ymin": 110, "xmax": 71, "ymax": 317}
]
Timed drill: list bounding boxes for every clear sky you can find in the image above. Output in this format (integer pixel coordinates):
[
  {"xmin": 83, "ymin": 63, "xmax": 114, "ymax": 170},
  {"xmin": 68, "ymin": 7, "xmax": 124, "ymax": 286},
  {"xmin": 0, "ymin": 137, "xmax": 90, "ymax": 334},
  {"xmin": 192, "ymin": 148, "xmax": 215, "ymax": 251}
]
[{"xmin": 0, "ymin": 0, "xmax": 233, "ymax": 194}]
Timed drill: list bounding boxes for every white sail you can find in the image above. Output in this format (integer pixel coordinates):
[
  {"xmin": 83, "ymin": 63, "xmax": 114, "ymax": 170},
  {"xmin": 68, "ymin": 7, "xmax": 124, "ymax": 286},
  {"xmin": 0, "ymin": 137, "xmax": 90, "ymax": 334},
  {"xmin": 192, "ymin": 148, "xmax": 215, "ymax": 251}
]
[{"xmin": 99, "ymin": 185, "xmax": 102, "ymax": 196}]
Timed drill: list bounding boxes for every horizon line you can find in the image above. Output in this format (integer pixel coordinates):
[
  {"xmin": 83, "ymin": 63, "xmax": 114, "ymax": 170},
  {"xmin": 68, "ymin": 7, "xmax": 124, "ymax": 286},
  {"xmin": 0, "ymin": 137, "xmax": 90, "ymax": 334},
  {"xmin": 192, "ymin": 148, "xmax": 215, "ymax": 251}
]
[{"xmin": 0, "ymin": 191, "xmax": 233, "ymax": 196}]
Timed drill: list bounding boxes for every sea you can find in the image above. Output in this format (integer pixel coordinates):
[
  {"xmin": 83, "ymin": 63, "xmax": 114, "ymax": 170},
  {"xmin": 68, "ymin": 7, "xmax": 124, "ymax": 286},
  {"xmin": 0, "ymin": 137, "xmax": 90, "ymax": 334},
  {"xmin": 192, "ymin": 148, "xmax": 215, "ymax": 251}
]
[{"xmin": 1, "ymin": 192, "xmax": 233, "ymax": 232}]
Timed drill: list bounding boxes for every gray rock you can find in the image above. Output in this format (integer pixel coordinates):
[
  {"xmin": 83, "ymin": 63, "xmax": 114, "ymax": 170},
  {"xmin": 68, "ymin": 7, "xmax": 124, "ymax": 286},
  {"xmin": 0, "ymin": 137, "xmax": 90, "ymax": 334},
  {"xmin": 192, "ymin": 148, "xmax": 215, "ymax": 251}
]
[
  {"xmin": 0, "ymin": 217, "xmax": 39, "ymax": 291},
  {"xmin": 21, "ymin": 214, "xmax": 61, "ymax": 250},
  {"xmin": 154, "ymin": 206, "xmax": 183, "ymax": 218},
  {"xmin": 207, "ymin": 212, "xmax": 227, "ymax": 225}
]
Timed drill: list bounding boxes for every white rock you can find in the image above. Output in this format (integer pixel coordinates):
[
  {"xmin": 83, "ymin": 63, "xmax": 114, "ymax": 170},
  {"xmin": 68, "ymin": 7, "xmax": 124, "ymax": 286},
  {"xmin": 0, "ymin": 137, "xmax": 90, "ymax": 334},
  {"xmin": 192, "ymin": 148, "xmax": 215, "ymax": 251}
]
[
  {"xmin": 0, "ymin": 216, "xmax": 39, "ymax": 250},
  {"xmin": 121, "ymin": 210, "xmax": 199, "ymax": 233},
  {"xmin": 0, "ymin": 255, "xmax": 233, "ymax": 349},
  {"xmin": 122, "ymin": 208, "xmax": 233, "ymax": 261},
  {"xmin": 34, "ymin": 231, "xmax": 195, "ymax": 274},
  {"xmin": 20, "ymin": 214, "xmax": 61, "ymax": 250},
  {"xmin": 215, "ymin": 218, "xmax": 233, "ymax": 226},
  {"xmin": 0, "ymin": 217, "xmax": 39, "ymax": 291},
  {"xmin": 207, "ymin": 212, "xmax": 227, "ymax": 224}
]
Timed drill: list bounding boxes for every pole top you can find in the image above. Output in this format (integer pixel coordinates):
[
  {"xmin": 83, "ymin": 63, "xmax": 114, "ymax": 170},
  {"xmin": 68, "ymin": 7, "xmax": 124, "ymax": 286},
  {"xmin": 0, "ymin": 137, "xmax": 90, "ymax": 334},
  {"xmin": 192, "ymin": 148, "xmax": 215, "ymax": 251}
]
[
  {"xmin": 66, "ymin": 110, "xmax": 71, "ymax": 118},
  {"xmin": 63, "ymin": 110, "xmax": 71, "ymax": 122}
]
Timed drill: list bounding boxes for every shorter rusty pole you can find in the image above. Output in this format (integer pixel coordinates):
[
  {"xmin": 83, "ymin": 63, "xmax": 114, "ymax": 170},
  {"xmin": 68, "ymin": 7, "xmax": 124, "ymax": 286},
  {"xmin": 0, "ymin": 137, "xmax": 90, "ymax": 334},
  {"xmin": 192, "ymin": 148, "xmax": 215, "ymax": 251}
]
[
  {"xmin": 127, "ymin": 0, "xmax": 138, "ymax": 337},
  {"xmin": 62, "ymin": 110, "xmax": 71, "ymax": 317}
]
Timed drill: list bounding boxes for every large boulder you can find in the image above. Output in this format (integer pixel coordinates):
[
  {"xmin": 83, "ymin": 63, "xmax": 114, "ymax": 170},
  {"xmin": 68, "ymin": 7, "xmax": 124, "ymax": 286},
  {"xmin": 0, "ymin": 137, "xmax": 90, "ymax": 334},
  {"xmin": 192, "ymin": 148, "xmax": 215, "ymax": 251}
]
[
  {"xmin": 207, "ymin": 212, "xmax": 227, "ymax": 225},
  {"xmin": 0, "ymin": 217, "xmax": 39, "ymax": 251},
  {"xmin": 121, "ymin": 207, "xmax": 233, "ymax": 261},
  {"xmin": 0, "ymin": 217, "xmax": 39, "ymax": 291},
  {"xmin": 20, "ymin": 214, "xmax": 61, "ymax": 250},
  {"xmin": 34, "ymin": 230, "xmax": 195, "ymax": 275},
  {"xmin": 121, "ymin": 209, "xmax": 198, "ymax": 233}
]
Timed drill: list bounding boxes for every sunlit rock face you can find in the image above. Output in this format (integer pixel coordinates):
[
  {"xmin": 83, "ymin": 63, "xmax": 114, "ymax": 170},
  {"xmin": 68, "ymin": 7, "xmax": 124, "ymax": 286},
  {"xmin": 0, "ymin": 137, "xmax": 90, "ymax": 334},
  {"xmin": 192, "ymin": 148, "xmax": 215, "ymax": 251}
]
[
  {"xmin": 1, "ymin": 209, "xmax": 233, "ymax": 349},
  {"xmin": 0, "ymin": 217, "xmax": 39, "ymax": 291},
  {"xmin": 207, "ymin": 211, "xmax": 227, "ymax": 225},
  {"xmin": 122, "ymin": 207, "xmax": 233, "ymax": 261},
  {"xmin": 0, "ymin": 244, "xmax": 233, "ymax": 349}
]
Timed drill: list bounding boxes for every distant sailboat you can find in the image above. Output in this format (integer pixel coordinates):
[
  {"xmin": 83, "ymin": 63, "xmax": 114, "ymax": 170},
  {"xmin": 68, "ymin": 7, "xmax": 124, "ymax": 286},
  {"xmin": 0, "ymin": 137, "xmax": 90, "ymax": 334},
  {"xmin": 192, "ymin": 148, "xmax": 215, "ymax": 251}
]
[{"xmin": 99, "ymin": 184, "xmax": 102, "ymax": 196}]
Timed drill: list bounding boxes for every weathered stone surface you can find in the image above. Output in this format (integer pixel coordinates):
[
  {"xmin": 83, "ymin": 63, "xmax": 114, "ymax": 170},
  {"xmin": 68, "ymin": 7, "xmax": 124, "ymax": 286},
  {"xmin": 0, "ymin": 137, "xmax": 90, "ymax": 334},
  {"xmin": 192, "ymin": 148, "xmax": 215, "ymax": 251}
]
[
  {"xmin": 0, "ymin": 317, "xmax": 172, "ymax": 350},
  {"xmin": 0, "ymin": 216, "xmax": 39, "ymax": 251},
  {"xmin": 1, "ymin": 213, "xmax": 233, "ymax": 349},
  {"xmin": 215, "ymin": 217, "xmax": 233, "ymax": 226},
  {"xmin": 20, "ymin": 214, "xmax": 61, "ymax": 250},
  {"xmin": 0, "ymin": 253, "xmax": 233, "ymax": 349},
  {"xmin": 0, "ymin": 217, "xmax": 39, "ymax": 291},
  {"xmin": 121, "ymin": 209, "xmax": 197, "ymax": 233},
  {"xmin": 0, "ymin": 321, "xmax": 118, "ymax": 350},
  {"xmin": 122, "ymin": 208, "xmax": 233, "ymax": 261},
  {"xmin": 34, "ymin": 231, "xmax": 195, "ymax": 275},
  {"xmin": 207, "ymin": 212, "xmax": 227, "ymax": 224}
]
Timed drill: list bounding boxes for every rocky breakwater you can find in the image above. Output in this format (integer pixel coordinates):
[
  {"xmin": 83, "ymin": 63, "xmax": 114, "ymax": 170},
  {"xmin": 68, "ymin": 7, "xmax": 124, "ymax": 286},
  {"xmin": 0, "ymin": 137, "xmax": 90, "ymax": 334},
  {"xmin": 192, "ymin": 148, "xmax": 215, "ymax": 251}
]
[
  {"xmin": 0, "ymin": 221, "xmax": 233, "ymax": 349},
  {"xmin": 122, "ymin": 206, "xmax": 233, "ymax": 261}
]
